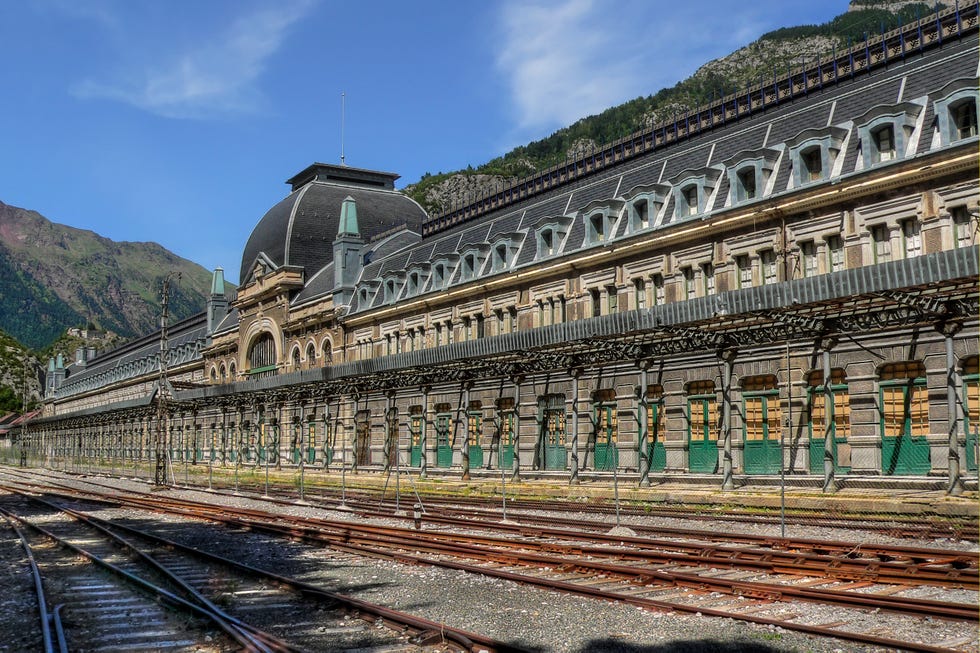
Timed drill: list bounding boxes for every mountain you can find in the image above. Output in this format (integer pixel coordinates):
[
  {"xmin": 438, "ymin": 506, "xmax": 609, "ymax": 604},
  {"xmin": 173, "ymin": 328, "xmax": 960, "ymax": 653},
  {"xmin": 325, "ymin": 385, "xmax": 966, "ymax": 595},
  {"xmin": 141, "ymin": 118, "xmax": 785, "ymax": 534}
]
[
  {"xmin": 0, "ymin": 328, "xmax": 40, "ymax": 412},
  {"xmin": 0, "ymin": 200, "xmax": 225, "ymax": 350},
  {"xmin": 404, "ymin": 0, "xmax": 947, "ymax": 213}
]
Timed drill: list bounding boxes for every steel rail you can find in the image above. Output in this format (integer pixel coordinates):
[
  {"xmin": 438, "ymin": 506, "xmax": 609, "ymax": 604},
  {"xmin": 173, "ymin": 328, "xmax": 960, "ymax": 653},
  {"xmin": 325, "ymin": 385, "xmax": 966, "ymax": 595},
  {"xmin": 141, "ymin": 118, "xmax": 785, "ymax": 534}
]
[
  {"xmin": 0, "ymin": 502, "xmax": 281, "ymax": 652},
  {"xmin": 221, "ymin": 516, "xmax": 978, "ymax": 621},
  {"xmin": 5, "ymin": 485, "xmax": 530, "ymax": 653},
  {"xmin": 3, "ymin": 475, "xmax": 975, "ymax": 652},
  {"xmin": 18, "ymin": 470, "xmax": 975, "ymax": 573},
  {"xmin": 0, "ymin": 510, "xmax": 56, "ymax": 653},
  {"xmin": 22, "ymin": 494, "xmax": 299, "ymax": 653},
  {"xmin": 10, "ymin": 478, "xmax": 973, "ymax": 610},
  {"xmin": 62, "ymin": 489, "xmax": 974, "ymax": 624}
]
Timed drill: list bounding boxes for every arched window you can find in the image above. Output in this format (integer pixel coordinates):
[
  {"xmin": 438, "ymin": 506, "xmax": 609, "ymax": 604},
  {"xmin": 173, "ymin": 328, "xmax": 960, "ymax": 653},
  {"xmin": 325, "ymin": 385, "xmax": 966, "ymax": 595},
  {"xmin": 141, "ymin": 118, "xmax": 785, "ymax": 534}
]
[
  {"xmin": 229, "ymin": 361, "xmax": 237, "ymax": 378},
  {"xmin": 305, "ymin": 343, "xmax": 316, "ymax": 368},
  {"xmin": 219, "ymin": 364, "xmax": 227, "ymax": 381},
  {"xmin": 322, "ymin": 339, "xmax": 333, "ymax": 364},
  {"xmin": 210, "ymin": 367, "xmax": 218, "ymax": 382},
  {"xmin": 247, "ymin": 333, "xmax": 276, "ymax": 375},
  {"xmin": 291, "ymin": 347, "xmax": 301, "ymax": 369}
]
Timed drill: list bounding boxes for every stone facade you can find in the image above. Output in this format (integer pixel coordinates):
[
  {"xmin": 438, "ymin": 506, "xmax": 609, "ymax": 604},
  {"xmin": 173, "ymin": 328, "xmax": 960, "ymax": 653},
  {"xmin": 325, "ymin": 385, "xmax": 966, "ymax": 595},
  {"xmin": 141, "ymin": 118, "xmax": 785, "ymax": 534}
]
[{"xmin": 29, "ymin": 9, "xmax": 980, "ymax": 492}]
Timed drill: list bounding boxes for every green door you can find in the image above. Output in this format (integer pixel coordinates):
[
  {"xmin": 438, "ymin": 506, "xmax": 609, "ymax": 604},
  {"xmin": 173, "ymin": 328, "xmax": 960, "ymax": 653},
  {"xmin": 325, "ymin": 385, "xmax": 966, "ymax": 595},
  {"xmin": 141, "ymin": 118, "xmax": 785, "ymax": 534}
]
[
  {"xmin": 688, "ymin": 394, "xmax": 718, "ymax": 473},
  {"xmin": 543, "ymin": 408, "xmax": 566, "ymax": 470},
  {"xmin": 436, "ymin": 413, "xmax": 453, "ymax": 468},
  {"xmin": 499, "ymin": 412, "xmax": 515, "ymax": 470},
  {"xmin": 965, "ymin": 369, "xmax": 978, "ymax": 473},
  {"xmin": 593, "ymin": 404, "xmax": 617, "ymax": 470},
  {"xmin": 743, "ymin": 392, "xmax": 782, "ymax": 474},
  {"xmin": 410, "ymin": 414, "xmax": 423, "ymax": 467},
  {"xmin": 881, "ymin": 374, "xmax": 930, "ymax": 475},
  {"xmin": 807, "ymin": 381, "xmax": 851, "ymax": 475},
  {"xmin": 467, "ymin": 411, "xmax": 483, "ymax": 468},
  {"xmin": 305, "ymin": 418, "xmax": 317, "ymax": 464},
  {"xmin": 646, "ymin": 400, "xmax": 666, "ymax": 472}
]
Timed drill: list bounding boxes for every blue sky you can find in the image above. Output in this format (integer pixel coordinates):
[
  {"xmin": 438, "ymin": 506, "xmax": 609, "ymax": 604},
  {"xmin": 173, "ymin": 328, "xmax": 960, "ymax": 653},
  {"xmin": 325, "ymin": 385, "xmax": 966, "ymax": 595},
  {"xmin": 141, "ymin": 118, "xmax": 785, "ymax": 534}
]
[{"xmin": 0, "ymin": 0, "xmax": 848, "ymax": 284}]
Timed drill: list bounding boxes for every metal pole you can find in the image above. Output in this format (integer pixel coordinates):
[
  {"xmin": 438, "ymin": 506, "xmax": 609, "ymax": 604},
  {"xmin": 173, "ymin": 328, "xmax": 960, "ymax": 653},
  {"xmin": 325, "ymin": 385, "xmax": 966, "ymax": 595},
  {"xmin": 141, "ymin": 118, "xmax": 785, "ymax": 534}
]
[
  {"xmin": 500, "ymin": 452, "xmax": 508, "ymax": 522},
  {"xmin": 298, "ymin": 403, "xmax": 307, "ymax": 503},
  {"xmin": 570, "ymin": 368, "xmax": 580, "ymax": 485},
  {"xmin": 944, "ymin": 322, "xmax": 964, "ymax": 495},
  {"xmin": 721, "ymin": 349, "xmax": 735, "ymax": 491},
  {"xmin": 822, "ymin": 345, "xmax": 837, "ymax": 493},
  {"xmin": 263, "ymin": 421, "xmax": 271, "ymax": 498},
  {"xmin": 781, "ymin": 340, "xmax": 790, "ymax": 538},
  {"xmin": 420, "ymin": 386, "xmax": 429, "ymax": 479},
  {"xmin": 638, "ymin": 366, "xmax": 651, "ymax": 487},
  {"xmin": 613, "ymin": 453, "xmax": 621, "ymax": 528}
]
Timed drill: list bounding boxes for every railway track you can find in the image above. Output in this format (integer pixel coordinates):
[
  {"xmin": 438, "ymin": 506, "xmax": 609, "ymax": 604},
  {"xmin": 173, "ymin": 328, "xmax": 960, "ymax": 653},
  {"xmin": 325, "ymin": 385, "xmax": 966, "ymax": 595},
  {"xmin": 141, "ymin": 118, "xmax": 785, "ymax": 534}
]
[
  {"xmin": 2, "ymin": 468, "xmax": 976, "ymax": 652},
  {"xmin": 0, "ymin": 486, "xmax": 528, "ymax": 653},
  {"xmin": 23, "ymin": 464, "xmax": 980, "ymax": 542}
]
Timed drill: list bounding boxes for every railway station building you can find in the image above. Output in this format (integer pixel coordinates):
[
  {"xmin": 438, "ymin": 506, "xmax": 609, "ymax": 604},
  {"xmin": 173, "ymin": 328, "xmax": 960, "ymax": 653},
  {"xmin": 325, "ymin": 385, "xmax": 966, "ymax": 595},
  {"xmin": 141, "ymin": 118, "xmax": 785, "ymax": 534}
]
[{"xmin": 26, "ymin": 8, "xmax": 980, "ymax": 493}]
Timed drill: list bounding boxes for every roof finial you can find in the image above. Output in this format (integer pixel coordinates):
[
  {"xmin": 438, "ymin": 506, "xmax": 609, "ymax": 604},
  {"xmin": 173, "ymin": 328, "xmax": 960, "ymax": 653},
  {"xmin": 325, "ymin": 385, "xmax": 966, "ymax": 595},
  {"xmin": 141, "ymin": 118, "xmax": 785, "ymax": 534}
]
[{"xmin": 340, "ymin": 91, "xmax": 346, "ymax": 167}]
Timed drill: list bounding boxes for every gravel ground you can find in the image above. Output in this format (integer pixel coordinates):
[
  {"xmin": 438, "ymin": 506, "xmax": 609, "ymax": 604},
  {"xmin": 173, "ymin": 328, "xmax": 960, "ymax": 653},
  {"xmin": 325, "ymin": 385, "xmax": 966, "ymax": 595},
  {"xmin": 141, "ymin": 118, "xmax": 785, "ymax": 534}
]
[{"xmin": 1, "ymin": 468, "xmax": 977, "ymax": 653}]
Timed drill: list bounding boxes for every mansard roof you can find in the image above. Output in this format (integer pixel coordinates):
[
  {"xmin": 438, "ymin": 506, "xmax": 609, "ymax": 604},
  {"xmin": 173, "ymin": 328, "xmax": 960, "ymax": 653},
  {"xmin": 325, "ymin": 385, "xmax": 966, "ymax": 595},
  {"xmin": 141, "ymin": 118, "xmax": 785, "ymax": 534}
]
[{"xmin": 342, "ymin": 26, "xmax": 976, "ymax": 314}]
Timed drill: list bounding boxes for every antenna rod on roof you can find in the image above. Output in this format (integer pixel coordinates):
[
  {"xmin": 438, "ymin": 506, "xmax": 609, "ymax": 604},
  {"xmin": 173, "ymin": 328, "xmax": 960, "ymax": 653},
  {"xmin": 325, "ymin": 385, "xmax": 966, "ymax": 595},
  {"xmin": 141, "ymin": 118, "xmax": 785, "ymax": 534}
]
[{"xmin": 340, "ymin": 91, "xmax": 346, "ymax": 166}]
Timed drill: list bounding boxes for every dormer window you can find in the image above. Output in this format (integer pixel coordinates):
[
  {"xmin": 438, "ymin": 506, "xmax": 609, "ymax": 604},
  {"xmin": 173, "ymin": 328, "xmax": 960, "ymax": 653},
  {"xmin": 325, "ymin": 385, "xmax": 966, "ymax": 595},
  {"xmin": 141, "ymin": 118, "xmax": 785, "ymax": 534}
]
[
  {"xmin": 541, "ymin": 229, "xmax": 554, "ymax": 256},
  {"xmin": 801, "ymin": 146, "xmax": 822, "ymax": 182},
  {"xmin": 724, "ymin": 149, "xmax": 779, "ymax": 207},
  {"xmin": 462, "ymin": 254, "xmax": 476, "ymax": 280},
  {"xmin": 407, "ymin": 271, "xmax": 420, "ymax": 295},
  {"xmin": 433, "ymin": 263, "xmax": 445, "ymax": 288},
  {"xmin": 384, "ymin": 279, "xmax": 399, "ymax": 302},
  {"xmin": 633, "ymin": 199, "xmax": 649, "ymax": 229},
  {"xmin": 682, "ymin": 185, "xmax": 699, "ymax": 216},
  {"xmin": 622, "ymin": 184, "xmax": 668, "ymax": 232},
  {"xmin": 788, "ymin": 126, "xmax": 848, "ymax": 187},
  {"xmin": 493, "ymin": 243, "xmax": 508, "ymax": 271},
  {"xmin": 934, "ymin": 79, "xmax": 978, "ymax": 145},
  {"xmin": 589, "ymin": 213, "xmax": 605, "ymax": 242},
  {"xmin": 533, "ymin": 215, "xmax": 573, "ymax": 259},
  {"xmin": 737, "ymin": 168, "xmax": 757, "ymax": 200},
  {"xmin": 669, "ymin": 169, "xmax": 720, "ymax": 220},
  {"xmin": 952, "ymin": 98, "xmax": 978, "ymax": 139},
  {"xmin": 856, "ymin": 102, "xmax": 922, "ymax": 168},
  {"xmin": 872, "ymin": 125, "xmax": 895, "ymax": 162}
]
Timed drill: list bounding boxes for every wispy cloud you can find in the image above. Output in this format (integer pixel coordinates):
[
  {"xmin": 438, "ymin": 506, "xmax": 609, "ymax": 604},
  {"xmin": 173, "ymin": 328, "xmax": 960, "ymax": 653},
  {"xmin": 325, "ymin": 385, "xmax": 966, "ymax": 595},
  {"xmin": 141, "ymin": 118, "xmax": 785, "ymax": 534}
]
[
  {"xmin": 494, "ymin": 0, "xmax": 785, "ymax": 139},
  {"xmin": 496, "ymin": 0, "xmax": 641, "ymax": 132},
  {"xmin": 71, "ymin": 1, "xmax": 315, "ymax": 119}
]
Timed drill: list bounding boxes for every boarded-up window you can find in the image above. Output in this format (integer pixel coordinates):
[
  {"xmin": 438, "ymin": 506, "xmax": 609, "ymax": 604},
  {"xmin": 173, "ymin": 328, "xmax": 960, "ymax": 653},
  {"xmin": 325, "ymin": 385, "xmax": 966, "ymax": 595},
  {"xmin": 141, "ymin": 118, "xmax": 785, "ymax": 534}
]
[
  {"xmin": 687, "ymin": 380, "xmax": 718, "ymax": 441},
  {"xmin": 808, "ymin": 368, "xmax": 850, "ymax": 439},
  {"xmin": 742, "ymin": 375, "xmax": 780, "ymax": 441},
  {"xmin": 880, "ymin": 362, "xmax": 928, "ymax": 437}
]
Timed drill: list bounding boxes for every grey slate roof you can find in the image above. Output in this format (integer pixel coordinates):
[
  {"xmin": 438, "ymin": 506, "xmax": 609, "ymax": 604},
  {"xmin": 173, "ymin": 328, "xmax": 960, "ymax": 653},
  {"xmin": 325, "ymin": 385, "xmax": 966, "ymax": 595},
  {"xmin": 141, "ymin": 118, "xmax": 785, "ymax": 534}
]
[{"xmin": 239, "ymin": 169, "xmax": 427, "ymax": 283}]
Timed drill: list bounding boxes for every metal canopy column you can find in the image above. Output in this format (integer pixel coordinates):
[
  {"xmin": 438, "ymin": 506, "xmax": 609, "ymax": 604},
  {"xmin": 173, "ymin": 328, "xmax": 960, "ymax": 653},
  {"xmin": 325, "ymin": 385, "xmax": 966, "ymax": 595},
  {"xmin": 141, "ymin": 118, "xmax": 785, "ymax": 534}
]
[
  {"xmin": 721, "ymin": 348, "xmax": 737, "ymax": 491},
  {"xmin": 511, "ymin": 375, "xmax": 522, "ymax": 482},
  {"xmin": 569, "ymin": 367, "xmax": 582, "ymax": 485},
  {"xmin": 461, "ymin": 381, "xmax": 472, "ymax": 480},
  {"xmin": 638, "ymin": 362, "xmax": 651, "ymax": 488},
  {"xmin": 942, "ymin": 321, "xmax": 965, "ymax": 496},
  {"xmin": 821, "ymin": 338, "xmax": 837, "ymax": 493},
  {"xmin": 420, "ymin": 385, "xmax": 430, "ymax": 479}
]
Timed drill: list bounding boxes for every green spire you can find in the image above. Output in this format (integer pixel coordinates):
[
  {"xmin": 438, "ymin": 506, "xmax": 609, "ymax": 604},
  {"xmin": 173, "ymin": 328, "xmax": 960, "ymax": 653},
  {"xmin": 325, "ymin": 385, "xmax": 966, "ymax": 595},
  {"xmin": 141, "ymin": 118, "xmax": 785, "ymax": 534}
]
[
  {"xmin": 338, "ymin": 195, "xmax": 360, "ymax": 236},
  {"xmin": 210, "ymin": 267, "xmax": 225, "ymax": 295}
]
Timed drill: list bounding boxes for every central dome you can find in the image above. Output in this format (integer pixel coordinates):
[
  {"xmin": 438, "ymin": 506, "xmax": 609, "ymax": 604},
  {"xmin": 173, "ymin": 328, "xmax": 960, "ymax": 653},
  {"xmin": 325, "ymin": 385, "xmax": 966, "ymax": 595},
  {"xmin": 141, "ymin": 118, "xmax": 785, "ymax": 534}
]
[{"xmin": 239, "ymin": 163, "xmax": 427, "ymax": 283}]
